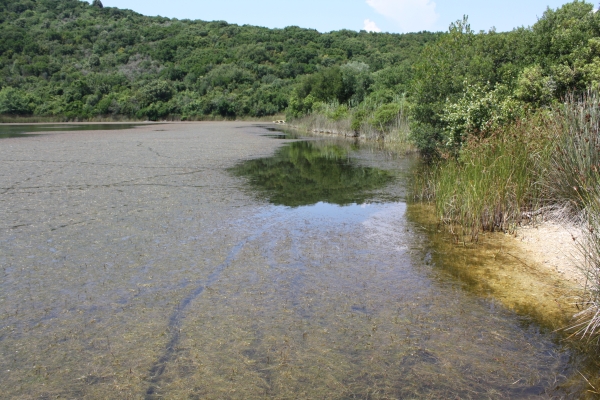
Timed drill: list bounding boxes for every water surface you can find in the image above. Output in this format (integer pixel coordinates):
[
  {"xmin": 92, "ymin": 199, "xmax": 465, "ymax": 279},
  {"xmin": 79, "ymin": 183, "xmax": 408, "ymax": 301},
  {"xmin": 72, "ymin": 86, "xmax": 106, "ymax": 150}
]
[
  {"xmin": 0, "ymin": 122, "xmax": 597, "ymax": 398},
  {"xmin": 0, "ymin": 123, "xmax": 148, "ymax": 139}
]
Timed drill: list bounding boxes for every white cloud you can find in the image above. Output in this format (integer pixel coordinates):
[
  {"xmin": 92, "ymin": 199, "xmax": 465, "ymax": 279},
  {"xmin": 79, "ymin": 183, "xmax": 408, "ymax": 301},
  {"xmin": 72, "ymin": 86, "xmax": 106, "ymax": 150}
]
[
  {"xmin": 363, "ymin": 19, "xmax": 382, "ymax": 32},
  {"xmin": 366, "ymin": 0, "xmax": 439, "ymax": 32}
]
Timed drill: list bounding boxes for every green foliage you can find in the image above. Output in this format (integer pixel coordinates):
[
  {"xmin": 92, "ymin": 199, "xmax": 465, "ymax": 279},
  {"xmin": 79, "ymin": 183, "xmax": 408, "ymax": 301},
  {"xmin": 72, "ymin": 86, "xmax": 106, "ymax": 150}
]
[
  {"xmin": 139, "ymin": 80, "xmax": 173, "ymax": 106},
  {"xmin": 514, "ymin": 65, "xmax": 555, "ymax": 105},
  {"xmin": 339, "ymin": 61, "xmax": 372, "ymax": 104},
  {"xmin": 0, "ymin": 86, "xmax": 32, "ymax": 114},
  {"xmin": 370, "ymin": 103, "xmax": 402, "ymax": 129},
  {"xmin": 286, "ymin": 91, "xmax": 315, "ymax": 119},
  {"xmin": 408, "ymin": 1, "xmax": 600, "ymax": 158},
  {"xmin": 350, "ymin": 109, "xmax": 367, "ymax": 131},
  {"xmin": 441, "ymin": 83, "xmax": 523, "ymax": 148},
  {"xmin": 0, "ymin": 0, "xmax": 438, "ymax": 120}
]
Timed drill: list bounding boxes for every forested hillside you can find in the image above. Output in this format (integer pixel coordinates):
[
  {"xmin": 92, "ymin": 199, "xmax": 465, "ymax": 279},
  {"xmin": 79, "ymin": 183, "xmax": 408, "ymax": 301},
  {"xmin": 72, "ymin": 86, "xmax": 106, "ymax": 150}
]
[
  {"xmin": 287, "ymin": 1, "xmax": 600, "ymax": 158},
  {"xmin": 0, "ymin": 0, "xmax": 438, "ymax": 120}
]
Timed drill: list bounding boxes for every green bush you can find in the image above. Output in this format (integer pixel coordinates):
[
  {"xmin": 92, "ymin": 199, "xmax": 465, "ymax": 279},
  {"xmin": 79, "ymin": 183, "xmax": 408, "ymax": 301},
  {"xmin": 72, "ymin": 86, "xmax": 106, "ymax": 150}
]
[
  {"xmin": 0, "ymin": 86, "xmax": 32, "ymax": 115},
  {"xmin": 139, "ymin": 80, "xmax": 173, "ymax": 107},
  {"xmin": 514, "ymin": 65, "xmax": 556, "ymax": 106},
  {"xmin": 441, "ymin": 83, "xmax": 523, "ymax": 149},
  {"xmin": 370, "ymin": 103, "xmax": 401, "ymax": 129}
]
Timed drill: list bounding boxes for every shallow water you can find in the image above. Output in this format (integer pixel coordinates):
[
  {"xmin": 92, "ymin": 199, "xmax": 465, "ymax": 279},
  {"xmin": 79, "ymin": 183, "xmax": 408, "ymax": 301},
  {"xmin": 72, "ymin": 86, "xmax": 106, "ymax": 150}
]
[
  {"xmin": 0, "ymin": 123, "xmax": 148, "ymax": 139},
  {"xmin": 0, "ymin": 122, "xmax": 597, "ymax": 398}
]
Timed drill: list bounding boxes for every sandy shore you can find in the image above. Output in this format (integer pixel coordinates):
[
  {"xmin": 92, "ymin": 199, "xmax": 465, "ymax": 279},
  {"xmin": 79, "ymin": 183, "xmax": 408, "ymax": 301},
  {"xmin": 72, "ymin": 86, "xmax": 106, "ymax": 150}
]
[{"xmin": 512, "ymin": 221, "xmax": 587, "ymax": 287}]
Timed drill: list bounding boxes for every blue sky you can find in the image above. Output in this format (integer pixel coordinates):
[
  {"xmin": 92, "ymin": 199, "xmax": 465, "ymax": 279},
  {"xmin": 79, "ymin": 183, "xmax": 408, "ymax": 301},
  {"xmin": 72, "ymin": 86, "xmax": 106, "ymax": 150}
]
[{"xmin": 97, "ymin": 0, "xmax": 591, "ymax": 33}]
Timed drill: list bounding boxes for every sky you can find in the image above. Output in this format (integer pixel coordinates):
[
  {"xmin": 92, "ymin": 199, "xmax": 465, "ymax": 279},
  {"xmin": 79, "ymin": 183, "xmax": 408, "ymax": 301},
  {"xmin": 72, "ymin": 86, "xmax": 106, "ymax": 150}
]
[{"xmin": 96, "ymin": 0, "xmax": 591, "ymax": 34}]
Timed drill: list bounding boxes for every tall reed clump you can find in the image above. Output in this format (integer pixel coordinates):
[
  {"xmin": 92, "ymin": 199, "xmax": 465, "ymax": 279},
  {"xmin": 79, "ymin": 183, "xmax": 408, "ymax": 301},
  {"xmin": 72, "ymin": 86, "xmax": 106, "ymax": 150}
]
[
  {"xmin": 415, "ymin": 116, "xmax": 553, "ymax": 239},
  {"xmin": 548, "ymin": 92, "xmax": 600, "ymax": 340},
  {"xmin": 546, "ymin": 92, "xmax": 600, "ymax": 216}
]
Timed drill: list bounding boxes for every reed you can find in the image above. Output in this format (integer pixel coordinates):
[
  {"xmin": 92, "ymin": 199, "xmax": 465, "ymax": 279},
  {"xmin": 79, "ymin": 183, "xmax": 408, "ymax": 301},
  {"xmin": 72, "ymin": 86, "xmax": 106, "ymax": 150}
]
[
  {"xmin": 548, "ymin": 92, "xmax": 600, "ymax": 341},
  {"xmin": 288, "ymin": 98, "xmax": 413, "ymax": 153},
  {"xmin": 414, "ymin": 116, "xmax": 553, "ymax": 239}
]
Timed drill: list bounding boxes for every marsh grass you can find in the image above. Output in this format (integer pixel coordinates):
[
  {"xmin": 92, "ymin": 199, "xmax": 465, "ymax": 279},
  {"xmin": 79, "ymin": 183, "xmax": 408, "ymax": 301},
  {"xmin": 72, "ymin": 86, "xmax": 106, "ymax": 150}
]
[
  {"xmin": 548, "ymin": 92, "xmax": 600, "ymax": 341},
  {"xmin": 289, "ymin": 100, "xmax": 414, "ymax": 153},
  {"xmin": 414, "ymin": 116, "xmax": 553, "ymax": 239}
]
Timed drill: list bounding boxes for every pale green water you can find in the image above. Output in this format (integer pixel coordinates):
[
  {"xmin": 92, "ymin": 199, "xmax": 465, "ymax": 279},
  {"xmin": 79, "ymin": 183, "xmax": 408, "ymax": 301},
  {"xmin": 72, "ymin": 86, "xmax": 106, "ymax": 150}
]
[{"xmin": 0, "ymin": 122, "xmax": 597, "ymax": 398}]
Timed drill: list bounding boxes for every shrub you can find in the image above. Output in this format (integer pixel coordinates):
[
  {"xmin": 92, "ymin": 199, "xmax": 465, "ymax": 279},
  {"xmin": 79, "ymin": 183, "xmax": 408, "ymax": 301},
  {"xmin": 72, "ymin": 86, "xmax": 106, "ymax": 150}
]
[
  {"xmin": 515, "ymin": 65, "xmax": 556, "ymax": 106},
  {"xmin": 0, "ymin": 86, "xmax": 32, "ymax": 115},
  {"xmin": 441, "ymin": 83, "xmax": 523, "ymax": 149},
  {"xmin": 139, "ymin": 80, "xmax": 173, "ymax": 107},
  {"xmin": 370, "ymin": 103, "xmax": 401, "ymax": 130}
]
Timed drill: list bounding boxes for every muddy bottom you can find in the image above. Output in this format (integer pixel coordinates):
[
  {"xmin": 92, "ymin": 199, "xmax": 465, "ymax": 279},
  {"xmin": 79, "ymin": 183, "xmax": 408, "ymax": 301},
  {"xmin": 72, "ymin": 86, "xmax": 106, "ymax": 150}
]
[{"xmin": 0, "ymin": 122, "xmax": 596, "ymax": 398}]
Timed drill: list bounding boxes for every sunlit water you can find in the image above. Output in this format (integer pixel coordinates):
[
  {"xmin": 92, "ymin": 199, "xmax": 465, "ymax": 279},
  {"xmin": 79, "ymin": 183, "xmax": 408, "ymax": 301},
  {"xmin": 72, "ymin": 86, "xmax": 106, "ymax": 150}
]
[{"xmin": 0, "ymin": 122, "xmax": 596, "ymax": 398}]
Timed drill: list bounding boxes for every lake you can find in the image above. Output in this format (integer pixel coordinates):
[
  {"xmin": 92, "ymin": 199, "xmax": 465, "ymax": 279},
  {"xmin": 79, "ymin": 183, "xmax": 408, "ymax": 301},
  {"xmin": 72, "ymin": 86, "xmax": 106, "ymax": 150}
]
[{"xmin": 0, "ymin": 122, "xmax": 596, "ymax": 398}]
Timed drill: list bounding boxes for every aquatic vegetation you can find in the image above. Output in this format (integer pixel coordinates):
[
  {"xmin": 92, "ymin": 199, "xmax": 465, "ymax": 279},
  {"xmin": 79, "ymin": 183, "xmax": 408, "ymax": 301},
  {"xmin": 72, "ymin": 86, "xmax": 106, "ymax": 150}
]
[{"xmin": 412, "ymin": 115, "xmax": 552, "ymax": 238}]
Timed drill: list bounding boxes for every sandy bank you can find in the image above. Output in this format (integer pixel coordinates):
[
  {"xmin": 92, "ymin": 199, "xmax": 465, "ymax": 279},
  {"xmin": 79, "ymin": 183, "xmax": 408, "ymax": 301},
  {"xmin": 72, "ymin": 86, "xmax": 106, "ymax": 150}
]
[{"xmin": 512, "ymin": 221, "xmax": 586, "ymax": 287}]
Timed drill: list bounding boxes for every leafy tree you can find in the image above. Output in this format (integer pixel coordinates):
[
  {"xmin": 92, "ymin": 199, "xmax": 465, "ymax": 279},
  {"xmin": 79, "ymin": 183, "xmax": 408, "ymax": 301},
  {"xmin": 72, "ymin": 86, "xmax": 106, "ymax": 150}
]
[{"xmin": 0, "ymin": 87, "xmax": 32, "ymax": 114}]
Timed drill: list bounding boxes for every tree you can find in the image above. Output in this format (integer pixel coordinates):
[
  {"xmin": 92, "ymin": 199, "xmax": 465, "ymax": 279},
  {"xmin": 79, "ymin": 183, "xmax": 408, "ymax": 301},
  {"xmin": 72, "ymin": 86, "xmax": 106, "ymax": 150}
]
[{"xmin": 0, "ymin": 87, "xmax": 32, "ymax": 115}]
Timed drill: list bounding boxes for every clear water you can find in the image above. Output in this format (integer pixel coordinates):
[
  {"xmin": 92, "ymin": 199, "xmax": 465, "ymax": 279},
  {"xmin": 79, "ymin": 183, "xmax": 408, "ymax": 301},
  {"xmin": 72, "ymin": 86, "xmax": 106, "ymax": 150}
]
[{"xmin": 0, "ymin": 122, "xmax": 597, "ymax": 398}]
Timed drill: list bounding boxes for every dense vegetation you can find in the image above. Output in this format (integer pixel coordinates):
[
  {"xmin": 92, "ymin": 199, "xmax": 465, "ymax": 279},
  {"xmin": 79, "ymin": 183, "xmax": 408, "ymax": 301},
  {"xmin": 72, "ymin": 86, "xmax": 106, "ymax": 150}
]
[
  {"xmin": 402, "ymin": 1, "xmax": 600, "ymax": 340},
  {"xmin": 409, "ymin": 2, "xmax": 600, "ymax": 158},
  {"xmin": 288, "ymin": 2, "xmax": 600, "ymax": 155},
  {"xmin": 0, "ymin": 0, "xmax": 438, "ymax": 120}
]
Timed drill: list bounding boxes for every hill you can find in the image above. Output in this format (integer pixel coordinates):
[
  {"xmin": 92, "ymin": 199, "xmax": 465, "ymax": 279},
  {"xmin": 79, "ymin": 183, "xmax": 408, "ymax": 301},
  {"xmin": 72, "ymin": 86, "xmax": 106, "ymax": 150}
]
[{"xmin": 0, "ymin": 0, "xmax": 439, "ymax": 120}]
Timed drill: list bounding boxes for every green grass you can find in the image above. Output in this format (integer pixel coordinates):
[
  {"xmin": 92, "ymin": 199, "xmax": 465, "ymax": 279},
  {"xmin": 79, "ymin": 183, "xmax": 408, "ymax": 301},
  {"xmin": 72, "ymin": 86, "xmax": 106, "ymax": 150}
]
[{"xmin": 414, "ymin": 116, "xmax": 553, "ymax": 239}]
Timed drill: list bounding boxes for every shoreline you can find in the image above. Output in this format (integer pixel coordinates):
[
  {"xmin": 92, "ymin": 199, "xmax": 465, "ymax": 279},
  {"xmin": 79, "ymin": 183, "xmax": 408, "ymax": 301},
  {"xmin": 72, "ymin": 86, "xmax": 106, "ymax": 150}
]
[{"xmin": 281, "ymin": 122, "xmax": 587, "ymax": 328}]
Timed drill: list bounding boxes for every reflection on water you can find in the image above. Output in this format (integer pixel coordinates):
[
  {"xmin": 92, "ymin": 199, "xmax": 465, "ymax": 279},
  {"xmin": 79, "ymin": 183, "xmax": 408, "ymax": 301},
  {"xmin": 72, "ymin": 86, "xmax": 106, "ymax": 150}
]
[
  {"xmin": 0, "ymin": 123, "xmax": 598, "ymax": 398},
  {"xmin": 0, "ymin": 123, "xmax": 146, "ymax": 138},
  {"xmin": 230, "ymin": 140, "xmax": 394, "ymax": 206}
]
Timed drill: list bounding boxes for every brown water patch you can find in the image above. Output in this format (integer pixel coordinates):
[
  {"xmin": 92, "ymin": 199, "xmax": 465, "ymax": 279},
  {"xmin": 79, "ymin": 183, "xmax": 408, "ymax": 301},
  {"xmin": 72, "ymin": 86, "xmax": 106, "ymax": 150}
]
[{"xmin": 406, "ymin": 203, "xmax": 582, "ymax": 331}]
